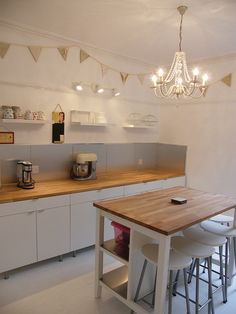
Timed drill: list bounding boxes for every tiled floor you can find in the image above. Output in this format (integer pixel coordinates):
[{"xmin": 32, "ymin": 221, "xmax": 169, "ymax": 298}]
[{"xmin": 0, "ymin": 248, "xmax": 236, "ymax": 314}]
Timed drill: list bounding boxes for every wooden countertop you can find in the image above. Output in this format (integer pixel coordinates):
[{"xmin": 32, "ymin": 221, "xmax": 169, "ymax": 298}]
[
  {"xmin": 94, "ymin": 186, "xmax": 236, "ymax": 235},
  {"xmin": 0, "ymin": 168, "xmax": 184, "ymax": 204}
]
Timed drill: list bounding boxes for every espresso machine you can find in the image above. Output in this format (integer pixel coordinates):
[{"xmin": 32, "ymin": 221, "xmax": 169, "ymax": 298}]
[
  {"xmin": 17, "ymin": 161, "xmax": 35, "ymax": 189},
  {"xmin": 71, "ymin": 153, "xmax": 97, "ymax": 181}
]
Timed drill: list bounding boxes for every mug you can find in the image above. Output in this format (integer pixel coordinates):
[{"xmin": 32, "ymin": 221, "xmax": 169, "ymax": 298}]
[
  {"xmin": 3, "ymin": 108, "xmax": 14, "ymax": 119},
  {"xmin": 24, "ymin": 110, "xmax": 33, "ymax": 120},
  {"xmin": 37, "ymin": 111, "xmax": 46, "ymax": 120}
]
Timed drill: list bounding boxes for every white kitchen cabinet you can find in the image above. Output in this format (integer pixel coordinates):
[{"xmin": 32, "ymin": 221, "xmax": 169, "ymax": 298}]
[
  {"xmin": 71, "ymin": 202, "xmax": 96, "ymax": 250},
  {"xmin": 124, "ymin": 183, "xmax": 146, "ymax": 196},
  {"xmin": 37, "ymin": 205, "xmax": 70, "ymax": 261},
  {"xmin": 0, "ymin": 202, "xmax": 37, "ymax": 273},
  {"xmin": 162, "ymin": 176, "xmax": 186, "ymax": 188},
  {"xmin": 36, "ymin": 195, "xmax": 70, "ymax": 261}
]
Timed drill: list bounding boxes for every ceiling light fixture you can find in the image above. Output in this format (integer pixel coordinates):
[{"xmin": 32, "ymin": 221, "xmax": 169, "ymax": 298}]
[{"xmin": 151, "ymin": 5, "xmax": 208, "ymax": 98}]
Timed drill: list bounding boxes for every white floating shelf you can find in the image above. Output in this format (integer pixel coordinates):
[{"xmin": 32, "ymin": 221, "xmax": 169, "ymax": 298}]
[
  {"xmin": 0, "ymin": 119, "xmax": 47, "ymax": 124},
  {"xmin": 71, "ymin": 122, "xmax": 109, "ymax": 127},
  {"xmin": 123, "ymin": 124, "xmax": 157, "ymax": 129}
]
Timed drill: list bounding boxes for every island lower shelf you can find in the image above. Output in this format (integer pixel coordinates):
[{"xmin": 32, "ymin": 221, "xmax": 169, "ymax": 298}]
[{"xmin": 100, "ymin": 265, "xmax": 128, "ymax": 299}]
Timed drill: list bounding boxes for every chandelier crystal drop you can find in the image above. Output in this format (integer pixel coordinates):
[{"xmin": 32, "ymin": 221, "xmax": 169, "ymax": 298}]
[{"xmin": 151, "ymin": 6, "xmax": 208, "ymax": 98}]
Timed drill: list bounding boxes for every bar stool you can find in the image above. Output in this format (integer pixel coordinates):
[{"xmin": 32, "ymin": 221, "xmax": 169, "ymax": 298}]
[
  {"xmin": 183, "ymin": 224, "xmax": 227, "ymax": 302},
  {"xmin": 209, "ymin": 214, "xmax": 233, "ymax": 226},
  {"xmin": 171, "ymin": 236, "xmax": 215, "ymax": 314},
  {"xmin": 200, "ymin": 220, "xmax": 236, "ymax": 302},
  {"xmin": 132, "ymin": 243, "xmax": 192, "ymax": 314}
]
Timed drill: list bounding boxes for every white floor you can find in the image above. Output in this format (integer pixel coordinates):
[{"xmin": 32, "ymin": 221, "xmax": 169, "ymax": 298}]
[{"xmin": 0, "ymin": 248, "xmax": 236, "ymax": 314}]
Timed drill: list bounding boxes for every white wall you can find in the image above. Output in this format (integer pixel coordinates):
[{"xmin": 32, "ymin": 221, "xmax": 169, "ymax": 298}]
[
  {"xmin": 0, "ymin": 24, "xmax": 159, "ymax": 144},
  {"xmin": 159, "ymin": 54, "xmax": 236, "ymax": 197}
]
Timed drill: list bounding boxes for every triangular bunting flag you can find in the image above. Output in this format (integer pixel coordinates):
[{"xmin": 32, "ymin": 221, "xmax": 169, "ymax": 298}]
[
  {"xmin": 120, "ymin": 72, "xmax": 129, "ymax": 84},
  {"xmin": 101, "ymin": 64, "xmax": 109, "ymax": 77},
  {"xmin": 137, "ymin": 74, "xmax": 145, "ymax": 85},
  {"xmin": 0, "ymin": 42, "xmax": 10, "ymax": 58},
  {"xmin": 80, "ymin": 49, "xmax": 90, "ymax": 63},
  {"xmin": 221, "ymin": 73, "xmax": 232, "ymax": 87},
  {"xmin": 28, "ymin": 46, "xmax": 41, "ymax": 62},
  {"xmin": 57, "ymin": 47, "xmax": 69, "ymax": 61}
]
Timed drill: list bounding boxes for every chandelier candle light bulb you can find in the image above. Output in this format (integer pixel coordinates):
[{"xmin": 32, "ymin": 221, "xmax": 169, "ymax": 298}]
[{"xmin": 152, "ymin": 5, "xmax": 208, "ymax": 98}]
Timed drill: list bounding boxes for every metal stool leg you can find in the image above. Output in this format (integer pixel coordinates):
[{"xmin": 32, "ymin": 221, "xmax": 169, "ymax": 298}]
[
  {"xmin": 219, "ymin": 245, "xmax": 226, "ymax": 302},
  {"xmin": 172, "ymin": 269, "xmax": 180, "ymax": 296},
  {"xmin": 131, "ymin": 259, "xmax": 148, "ymax": 314},
  {"xmin": 195, "ymin": 258, "xmax": 200, "ymax": 314},
  {"xmin": 207, "ymin": 256, "xmax": 215, "ymax": 314},
  {"xmin": 188, "ymin": 258, "xmax": 196, "ymax": 284},
  {"xmin": 151, "ymin": 269, "xmax": 157, "ymax": 307},
  {"xmin": 223, "ymin": 239, "xmax": 229, "ymax": 303},
  {"xmin": 183, "ymin": 268, "xmax": 191, "ymax": 314}
]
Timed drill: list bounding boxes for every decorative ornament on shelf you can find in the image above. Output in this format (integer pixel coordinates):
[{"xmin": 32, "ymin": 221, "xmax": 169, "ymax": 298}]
[{"xmin": 151, "ymin": 5, "xmax": 208, "ymax": 99}]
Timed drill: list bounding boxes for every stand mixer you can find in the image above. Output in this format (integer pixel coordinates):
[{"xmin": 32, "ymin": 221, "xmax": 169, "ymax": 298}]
[{"xmin": 71, "ymin": 153, "xmax": 97, "ymax": 180}]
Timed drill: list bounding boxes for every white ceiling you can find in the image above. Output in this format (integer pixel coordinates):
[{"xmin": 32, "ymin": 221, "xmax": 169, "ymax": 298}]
[{"xmin": 0, "ymin": 0, "xmax": 236, "ymax": 65}]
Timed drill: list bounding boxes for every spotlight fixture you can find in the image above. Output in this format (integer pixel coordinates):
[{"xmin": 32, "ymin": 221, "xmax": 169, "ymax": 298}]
[
  {"xmin": 151, "ymin": 5, "xmax": 208, "ymax": 98},
  {"xmin": 112, "ymin": 89, "xmax": 120, "ymax": 97},
  {"xmin": 97, "ymin": 87, "xmax": 104, "ymax": 94},
  {"xmin": 73, "ymin": 82, "xmax": 83, "ymax": 91}
]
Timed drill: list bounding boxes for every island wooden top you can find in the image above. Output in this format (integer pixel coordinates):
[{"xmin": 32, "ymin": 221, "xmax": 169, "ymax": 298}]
[
  {"xmin": 0, "ymin": 168, "xmax": 184, "ymax": 204},
  {"xmin": 94, "ymin": 186, "xmax": 236, "ymax": 235}
]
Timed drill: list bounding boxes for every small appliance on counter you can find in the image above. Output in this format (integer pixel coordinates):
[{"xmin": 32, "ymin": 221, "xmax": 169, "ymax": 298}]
[
  {"xmin": 17, "ymin": 161, "xmax": 35, "ymax": 189},
  {"xmin": 71, "ymin": 153, "xmax": 97, "ymax": 181}
]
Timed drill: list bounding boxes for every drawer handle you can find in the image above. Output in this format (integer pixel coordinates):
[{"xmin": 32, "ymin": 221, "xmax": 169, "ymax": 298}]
[
  {"xmin": 27, "ymin": 211, "xmax": 35, "ymax": 215},
  {"xmin": 38, "ymin": 209, "xmax": 45, "ymax": 213}
]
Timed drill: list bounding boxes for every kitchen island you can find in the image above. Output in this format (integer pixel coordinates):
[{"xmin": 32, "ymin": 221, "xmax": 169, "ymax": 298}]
[{"xmin": 93, "ymin": 186, "xmax": 236, "ymax": 314}]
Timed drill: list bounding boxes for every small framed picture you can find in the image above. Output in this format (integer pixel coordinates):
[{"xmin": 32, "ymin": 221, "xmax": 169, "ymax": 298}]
[{"xmin": 0, "ymin": 131, "xmax": 14, "ymax": 144}]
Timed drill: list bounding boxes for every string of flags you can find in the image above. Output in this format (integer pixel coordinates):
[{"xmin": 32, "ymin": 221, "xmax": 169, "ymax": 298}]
[{"xmin": 0, "ymin": 41, "xmax": 233, "ymax": 88}]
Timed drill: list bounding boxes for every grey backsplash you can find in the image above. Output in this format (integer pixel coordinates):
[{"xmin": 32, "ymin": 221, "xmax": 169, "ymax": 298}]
[{"xmin": 0, "ymin": 143, "xmax": 187, "ymax": 184}]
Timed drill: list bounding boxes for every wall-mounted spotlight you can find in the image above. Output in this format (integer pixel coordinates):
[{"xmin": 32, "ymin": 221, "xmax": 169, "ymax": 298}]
[
  {"xmin": 73, "ymin": 82, "xmax": 120, "ymax": 97},
  {"xmin": 73, "ymin": 82, "xmax": 83, "ymax": 91},
  {"xmin": 112, "ymin": 89, "xmax": 120, "ymax": 97}
]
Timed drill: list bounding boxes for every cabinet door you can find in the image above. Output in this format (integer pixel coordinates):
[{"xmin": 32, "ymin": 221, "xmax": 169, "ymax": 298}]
[
  {"xmin": 71, "ymin": 202, "xmax": 96, "ymax": 250},
  {"xmin": 0, "ymin": 211, "xmax": 37, "ymax": 273},
  {"xmin": 162, "ymin": 176, "xmax": 186, "ymax": 189},
  {"xmin": 37, "ymin": 206, "xmax": 70, "ymax": 261}
]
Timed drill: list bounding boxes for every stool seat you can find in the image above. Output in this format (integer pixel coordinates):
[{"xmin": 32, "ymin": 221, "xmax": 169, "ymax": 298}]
[
  {"xmin": 183, "ymin": 225, "xmax": 227, "ymax": 246},
  {"xmin": 141, "ymin": 243, "xmax": 192, "ymax": 271},
  {"xmin": 201, "ymin": 220, "xmax": 236, "ymax": 237},
  {"xmin": 171, "ymin": 236, "xmax": 215, "ymax": 258},
  {"xmin": 209, "ymin": 214, "xmax": 233, "ymax": 224}
]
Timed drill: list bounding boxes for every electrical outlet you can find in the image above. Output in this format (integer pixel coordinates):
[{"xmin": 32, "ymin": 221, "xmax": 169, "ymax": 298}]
[
  {"xmin": 138, "ymin": 158, "xmax": 143, "ymax": 165},
  {"xmin": 32, "ymin": 165, "xmax": 39, "ymax": 174}
]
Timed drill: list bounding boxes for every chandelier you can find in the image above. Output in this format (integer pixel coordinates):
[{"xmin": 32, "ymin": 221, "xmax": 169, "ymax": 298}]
[{"xmin": 151, "ymin": 6, "xmax": 208, "ymax": 98}]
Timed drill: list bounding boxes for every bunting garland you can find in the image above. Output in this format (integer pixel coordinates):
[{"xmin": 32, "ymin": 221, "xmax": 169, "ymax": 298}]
[
  {"xmin": 0, "ymin": 42, "xmax": 10, "ymax": 58},
  {"xmin": 221, "ymin": 73, "xmax": 232, "ymax": 87},
  {"xmin": 0, "ymin": 40, "xmax": 235, "ymax": 89},
  {"xmin": 120, "ymin": 72, "xmax": 129, "ymax": 84},
  {"xmin": 57, "ymin": 47, "xmax": 69, "ymax": 61},
  {"xmin": 137, "ymin": 73, "xmax": 146, "ymax": 85},
  {"xmin": 28, "ymin": 46, "xmax": 41, "ymax": 62},
  {"xmin": 101, "ymin": 63, "xmax": 109, "ymax": 77},
  {"xmin": 80, "ymin": 49, "xmax": 90, "ymax": 63}
]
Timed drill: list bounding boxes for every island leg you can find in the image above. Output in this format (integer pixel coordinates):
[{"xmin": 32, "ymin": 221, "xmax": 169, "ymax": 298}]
[
  {"xmin": 95, "ymin": 209, "xmax": 104, "ymax": 298},
  {"xmin": 154, "ymin": 234, "xmax": 171, "ymax": 314}
]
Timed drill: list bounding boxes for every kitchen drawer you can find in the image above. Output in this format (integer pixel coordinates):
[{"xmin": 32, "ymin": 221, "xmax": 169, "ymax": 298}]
[
  {"xmin": 145, "ymin": 180, "xmax": 163, "ymax": 191},
  {"xmin": 35, "ymin": 195, "xmax": 70, "ymax": 210},
  {"xmin": 0, "ymin": 200, "xmax": 34, "ymax": 217},
  {"xmin": 162, "ymin": 176, "xmax": 186, "ymax": 188},
  {"xmin": 124, "ymin": 183, "xmax": 146, "ymax": 196},
  {"xmin": 97, "ymin": 186, "xmax": 124, "ymax": 200},
  {"xmin": 70, "ymin": 190, "xmax": 99, "ymax": 204}
]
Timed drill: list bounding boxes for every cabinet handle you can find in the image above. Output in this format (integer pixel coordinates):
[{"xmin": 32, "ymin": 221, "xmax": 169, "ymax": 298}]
[
  {"xmin": 38, "ymin": 209, "xmax": 45, "ymax": 213},
  {"xmin": 27, "ymin": 211, "xmax": 35, "ymax": 215}
]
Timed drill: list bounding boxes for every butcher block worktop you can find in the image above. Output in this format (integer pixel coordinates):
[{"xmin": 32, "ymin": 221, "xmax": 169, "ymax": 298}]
[
  {"xmin": 0, "ymin": 168, "xmax": 184, "ymax": 204},
  {"xmin": 94, "ymin": 186, "xmax": 236, "ymax": 235}
]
